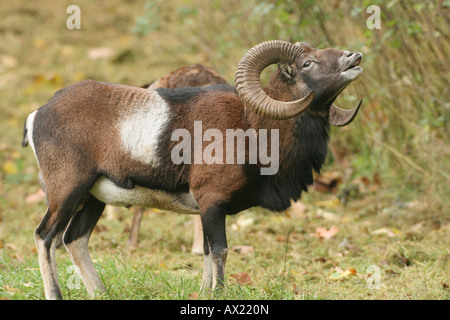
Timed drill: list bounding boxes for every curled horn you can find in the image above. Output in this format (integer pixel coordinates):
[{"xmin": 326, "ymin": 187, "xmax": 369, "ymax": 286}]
[
  {"xmin": 328, "ymin": 100, "xmax": 362, "ymax": 127},
  {"xmin": 235, "ymin": 40, "xmax": 315, "ymax": 120}
]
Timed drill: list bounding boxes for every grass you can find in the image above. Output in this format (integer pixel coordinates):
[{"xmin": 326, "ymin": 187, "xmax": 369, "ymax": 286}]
[
  {"xmin": 0, "ymin": 0, "xmax": 449, "ymax": 300},
  {"xmin": 1, "ymin": 194, "xmax": 448, "ymax": 300}
]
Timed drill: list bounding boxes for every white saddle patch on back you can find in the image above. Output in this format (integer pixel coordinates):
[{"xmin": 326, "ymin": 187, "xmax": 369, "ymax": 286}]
[
  {"xmin": 90, "ymin": 176, "xmax": 199, "ymax": 214},
  {"xmin": 118, "ymin": 91, "xmax": 170, "ymax": 166}
]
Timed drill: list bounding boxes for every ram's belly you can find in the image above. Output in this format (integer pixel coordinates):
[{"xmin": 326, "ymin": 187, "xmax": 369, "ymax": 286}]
[{"xmin": 90, "ymin": 176, "xmax": 199, "ymax": 214}]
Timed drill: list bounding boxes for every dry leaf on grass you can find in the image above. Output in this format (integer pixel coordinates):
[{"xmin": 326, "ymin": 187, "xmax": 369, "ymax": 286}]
[
  {"xmin": 293, "ymin": 283, "xmax": 301, "ymax": 295},
  {"xmin": 313, "ymin": 171, "xmax": 342, "ymax": 193},
  {"xmin": 25, "ymin": 189, "xmax": 46, "ymax": 203},
  {"xmin": 87, "ymin": 47, "xmax": 114, "ymax": 60},
  {"xmin": 316, "ymin": 197, "xmax": 340, "ymax": 208},
  {"xmin": 3, "ymin": 285, "xmax": 18, "ymax": 294},
  {"xmin": 231, "ymin": 245, "xmax": 254, "ymax": 255},
  {"xmin": 371, "ymin": 227, "xmax": 402, "ymax": 237},
  {"xmin": 316, "ymin": 209, "xmax": 338, "ymax": 221},
  {"xmin": 310, "ymin": 225, "xmax": 339, "ymax": 240},
  {"xmin": 0, "ymin": 55, "xmax": 18, "ymax": 68},
  {"xmin": 230, "ymin": 272, "xmax": 253, "ymax": 285},
  {"xmin": 5, "ymin": 243, "xmax": 18, "ymax": 251},
  {"xmin": 329, "ymin": 267, "xmax": 357, "ymax": 280},
  {"xmin": 231, "ymin": 216, "xmax": 254, "ymax": 231},
  {"xmin": 2, "ymin": 161, "xmax": 18, "ymax": 174},
  {"xmin": 237, "ymin": 217, "xmax": 254, "ymax": 228},
  {"xmin": 287, "ymin": 200, "xmax": 307, "ymax": 218}
]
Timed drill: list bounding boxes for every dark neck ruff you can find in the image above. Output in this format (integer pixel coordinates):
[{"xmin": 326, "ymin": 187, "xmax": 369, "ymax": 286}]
[{"xmin": 249, "ymin": 112, "xmax": 330, "ymax": 212}]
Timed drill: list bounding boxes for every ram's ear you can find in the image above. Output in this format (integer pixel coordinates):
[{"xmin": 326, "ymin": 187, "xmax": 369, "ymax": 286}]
[{"xmin": 278, "ymin": 63, "xmax": 296, "ymax": 82}]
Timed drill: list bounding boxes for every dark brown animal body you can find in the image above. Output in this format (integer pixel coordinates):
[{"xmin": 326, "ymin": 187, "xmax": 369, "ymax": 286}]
[{"xmin": 23, "ymin": 41, "xmax": 363, "ymax": 299}]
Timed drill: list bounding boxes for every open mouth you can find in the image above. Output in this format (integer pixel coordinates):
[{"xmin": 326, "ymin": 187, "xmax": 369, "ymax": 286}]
[{"xmin": 345, "ymin": 53, "xmax": 362, "ymax": 71}]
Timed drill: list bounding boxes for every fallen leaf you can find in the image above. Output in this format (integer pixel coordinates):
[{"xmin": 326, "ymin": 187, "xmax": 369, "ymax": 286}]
[
  {"xmin": 347, "ymin": 268, "xmax": 357, "ymax": 275},
  {"xmin": 230, "ymin": 272, "xmax": 253, "ymax": 285},
  {"xmin": 14, "ymin": 254, "xmax": 24, "ymax": 263},
  {"xmin": 371, "ymin": 227, "xmax": 402, "ymax": 237},
  {"xmin": 189, "ymin": 291, "xmax": 199, "ymax": 299},
  {"xmin": 269, "ymin": 216, "xmax": 285, "ymax": 224},
  {"xmin": 33, "ymin": 37, "xmax": 46, "ymax": 48},
  {"xmin": 276, "ymin": 234, "xmax": 295, "ymax": 243},
  {"xmin": 405, "ymin": 201, "xmax": 427, "ymax": 212},
  {"xmin": 350, "ymin": 176, "xmax": 381, "ymax": 194},
  {"xmin": 313, "ymin": 171, "xmax": 342, "ymax": 193},
  {"xmin": 25, "ymin": 189, "xmax": 46, "ymax": 203},
  {"xmin": 87, "ymin": 47, "xmax": 114, "ymax": 60},
  {"xmin": 94, "ymin": 224, "xmax": 108, "ymax": 233},
  {"xmin": 316, "ymin": 197, "xmax": 340, "ymax": 208},
  {"xmin": 316, "ymin": 209, "xmax": 338, "ymax": 221},
  {"xmin": 37, "ymin": 72, "xmax": 64, "ymax": 86},
  {"xmin": 60, "ymin": 45, "xmax": 74, "ymax": 57},
  {"xmin": 0, "ymin": 55, "xmax": 17, "ymax": 68},
  {"xmin": 288, "ymin": 200, "xmax": 307, "ymax": 218},
  {"xmin": 158, "ymin": 262, "xmax": 167, "ymax": 270},
  {"xmin": 338, "ymin": 239, "xmax": 362, "ymax": 254},
  {"xmin": 231, "ymin": 245, "xmax": 254, "ymax": 255},
  {"xmin": 385, "ymin": 269, "xmax": 399, "ymax": 279},
  {"xmin": 329, "ymin": 267, "xmax": 357, "ymax": 280},
  {"xmin": 293, "ymin": 283, "xmax": 301, "ymax": 295},
  {"xmin": 231, "ymin": 216, "xmax": 254, "ymax": 230},
  {"xmin": 237, "ymin": 216, "xmax": 254, "ymax": 228},
  {"xmin": 310, "ymin": 225, "xmax": 339, "ymax": 240},
  {"xmin": 4, "ymin": 285, "xmax": 18, "ymax": 294},
  {"xmin": 10, "ymin": 150, "xmax": 21, "ymax": 159},
  {"xmin": 2, "ymin": 160, "xmax": 18, "ymax": 174},
  {"xmin": 360, "ymin": 177, "xmax": 371, "ymax": 185},
  {"xmin": 0, "ymin": 143, "xmax": 10, "ymax": 151},
  {"xmin": 5, "ymin": 243, "xmax": 18, "ymax": 251}
]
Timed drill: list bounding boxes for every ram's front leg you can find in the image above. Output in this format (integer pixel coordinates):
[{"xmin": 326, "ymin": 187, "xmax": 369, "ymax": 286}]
[{"xmin": 200, "ymin": 206, "xmax": 228, "ymax": 289}]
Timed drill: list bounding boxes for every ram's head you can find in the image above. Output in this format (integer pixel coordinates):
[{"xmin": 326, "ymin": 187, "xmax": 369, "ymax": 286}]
[{"xmin": 235, "ymin": 40, "xmax": 363, "ymax": 125}]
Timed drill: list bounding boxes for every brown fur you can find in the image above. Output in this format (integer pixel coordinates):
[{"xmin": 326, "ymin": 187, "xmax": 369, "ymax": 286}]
[
  {"xmin": 25, "ymin": 42, "xmax": 363, "ymax": 299},
  {"xmin": 148, "ymin": 64, "xmax": 228, "ymax": 89}
]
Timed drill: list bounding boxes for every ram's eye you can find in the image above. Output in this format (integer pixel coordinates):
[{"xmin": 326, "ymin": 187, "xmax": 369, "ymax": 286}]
[{"xmin": 303, "ymin": 61, "xmax": 312, "ymax": 68}]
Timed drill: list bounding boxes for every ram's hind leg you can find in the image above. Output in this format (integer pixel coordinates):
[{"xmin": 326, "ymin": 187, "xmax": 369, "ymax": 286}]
[
  {"xmin": 35, "ymin": 208, "xmax": 67, "ymax": 300},
  {"xmin": 35, "ymin": 185, "xmax": 92, "ymax": 299},
  {"xmin": 63, "ymin": 195, "xmax": 105, "ymax": 297}
]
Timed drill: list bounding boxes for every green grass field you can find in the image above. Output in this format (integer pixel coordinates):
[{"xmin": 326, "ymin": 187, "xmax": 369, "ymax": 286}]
[{"xmin": 0, "ymin": 0, "xmax": 448, "ymax": 300}]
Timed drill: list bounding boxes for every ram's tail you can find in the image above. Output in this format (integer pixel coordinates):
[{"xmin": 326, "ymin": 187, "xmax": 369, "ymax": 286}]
[
  {"xmin": 22, "ymin": 110, "xmax": 38, "ymax": 150},
  {"xmin": 22, "ymin": 117, "xmax": 29, "ymax": 147}
]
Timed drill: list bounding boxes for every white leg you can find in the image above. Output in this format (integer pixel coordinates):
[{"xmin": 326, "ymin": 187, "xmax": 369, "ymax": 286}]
[
  {"xmin": 35, "ymin": 233, "xmax": 61, "ymax": 300},
  {"xmin": 65, "ymin": 236, "xmax": 105, "ymax": 296},
  {"xmin": 191, "ymin": 215, "xmax": 204, "ymax": 255}
]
